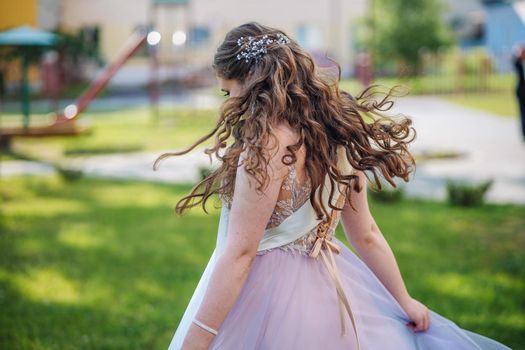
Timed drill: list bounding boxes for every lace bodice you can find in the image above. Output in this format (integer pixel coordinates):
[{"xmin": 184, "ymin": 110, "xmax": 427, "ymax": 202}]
[
  {"xmin": 264, "ymin": 163, "xmax": 312, "ymax": 230},
  {"xmin": 222, "ymin": 162, "xmax": 341, "ymax": 257}
]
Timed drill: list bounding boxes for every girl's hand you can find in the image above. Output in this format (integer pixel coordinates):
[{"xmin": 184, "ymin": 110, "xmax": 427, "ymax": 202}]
[{"xmin": 400, "ymin": 296, "xmax": 431, "ymax": 332}]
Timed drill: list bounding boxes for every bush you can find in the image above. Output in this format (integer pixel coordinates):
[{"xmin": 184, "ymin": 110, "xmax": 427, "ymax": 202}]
[
  {"xmin": 369, "ymin": 182, "xmax": 406, "ymax": 203},
  {"xmin": 64, "ymin": 144, "xmax": 143, "ymax": 155},
  {"xmin": 55, "ymin": 164, "xmax": 84, "ymax": 182},
  {"xmin": 445, "ymin": 178, "xmax": 493, "ymax": 207},
  {"xmin": 198, "ymin": 165, "xmax": 213, "ymax": 181}
]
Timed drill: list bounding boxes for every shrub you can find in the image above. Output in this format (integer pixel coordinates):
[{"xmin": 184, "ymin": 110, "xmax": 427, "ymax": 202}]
[
  {"xmin": 369, "ymin": 182, "xmax": 406, "ymax": 203},
  {"xmin": 445, "ymin": 178, "xmax": 493, "ymax": 207},
  {"xmin": 198, "ymin": 165, "xmax": 213, "ymax": 181},
  {"xmin": 55, "ymin": 164, "xmax": 84, "ymax": 182}
]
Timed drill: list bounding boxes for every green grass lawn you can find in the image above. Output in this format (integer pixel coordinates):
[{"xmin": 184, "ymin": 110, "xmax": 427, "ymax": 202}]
[
  {"xmin": 0, "ymin": 175, "xmax": 523, "ymax": 349},
  {"xmin": 339, "ymin": 74, "xmax": 514, "ymax": 96},
  {"xmin": 443, "ymin": 91, "xmax": 519, "ymax": 118},
  {"xmin": 2, "ymin": 107, "xmax": 219, "ymax": 162},
  {"xmin": 340, "ymin": 74, "xmax": 517, "ymax": 119}
]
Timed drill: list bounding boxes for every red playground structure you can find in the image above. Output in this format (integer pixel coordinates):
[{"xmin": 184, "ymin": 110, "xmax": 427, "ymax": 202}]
[{"xmin": 0, "ymin": 31, "xmax": 148, "ymax": 150}]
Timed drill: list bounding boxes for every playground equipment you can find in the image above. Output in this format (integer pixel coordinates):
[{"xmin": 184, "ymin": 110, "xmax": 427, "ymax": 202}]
[
  {"xmin": 0, "ymin": 26, "xmax": 58, "ymax": 129},
  {"xmin": 0, "ymin": 30, "xmax": 147, "ymax": 150}
]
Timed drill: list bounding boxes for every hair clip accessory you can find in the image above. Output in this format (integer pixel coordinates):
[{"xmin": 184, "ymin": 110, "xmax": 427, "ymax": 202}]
[{"xmin": 236, "ymin": 33, "xmax": 291, "ymax": 63}]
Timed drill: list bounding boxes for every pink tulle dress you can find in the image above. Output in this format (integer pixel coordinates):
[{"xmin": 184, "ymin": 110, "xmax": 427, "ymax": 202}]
[{"xmin": 168, "ymin": 146, "xmax": 512, "ymax": 350}]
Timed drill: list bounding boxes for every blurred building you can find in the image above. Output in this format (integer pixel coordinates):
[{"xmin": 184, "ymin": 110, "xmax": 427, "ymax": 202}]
[
  {"xmin": 56, "ymin": 0, "xmax": 368, "ymax": 86},
  {"xmin": 443, "ymin": 0, "xmax": 485, "ymax": 48},
  {"xmin": 6, "ymin": 0, "xmax": 522, "ymax": 91},
  {"xmin": 483, "ymin": 0, "xmax": 525, "ymax": 70},
  {"xmin": 2, "ymin": 0, "xmax": 370, "ymax": 92},
  {"xmin": 0, "ymin": 0, "xmax": 60, "ymax": 30},
  {"xmin": 444, "ymin": 0, "xmax": 525, "ymax": 71},
  {"xmin": 0, "ymin": 0, "xmax": 61, "ymax": 91}
]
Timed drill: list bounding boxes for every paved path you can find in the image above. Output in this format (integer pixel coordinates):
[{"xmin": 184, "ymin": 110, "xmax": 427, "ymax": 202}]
[
  {"xmin": 390, "ymin": 96, "xmax": 525, "ymax": 204},
  {"xmin": 1, "ymin": 160, "xmax": 56, "ymax": 177},
  {"xmin": 65, "ymin": 149, "xmax": 216, "ymax": 184},
  {"xmin": 2, "ymin": 96, "xmax": 524, "ymax": 205}
]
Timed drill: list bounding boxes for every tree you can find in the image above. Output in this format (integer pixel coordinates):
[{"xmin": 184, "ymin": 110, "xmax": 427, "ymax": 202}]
[{"xmin": 363, "ymin": 0, "xmax": 454, "ymax": 75}]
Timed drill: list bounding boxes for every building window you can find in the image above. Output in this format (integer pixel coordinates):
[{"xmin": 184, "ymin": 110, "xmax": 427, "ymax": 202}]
[
  {"xmin": 296, "ymin": 24, "xmax": 322, "ymax": 50},
  {"xmin": 189, "ymin": 25, "xmax": 210, "ymax": 47}
]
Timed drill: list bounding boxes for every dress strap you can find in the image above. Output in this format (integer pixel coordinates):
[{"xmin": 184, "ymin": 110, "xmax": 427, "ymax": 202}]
[{"xmin": 308, "ymin": 188, "xmax": 361, "ymax": 349}]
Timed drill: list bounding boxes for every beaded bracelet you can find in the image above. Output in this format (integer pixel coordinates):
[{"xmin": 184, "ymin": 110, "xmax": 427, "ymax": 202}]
[{"xmin": 192, "ymin": 318, "xmax": 218, "ymax": 336}]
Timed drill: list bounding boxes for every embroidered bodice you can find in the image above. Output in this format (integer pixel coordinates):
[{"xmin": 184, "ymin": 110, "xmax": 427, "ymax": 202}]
[
  {"xmin": 264, "ymin": 163, "xmax": 311, "ymax": 230},
  {"xmin": 222, "ymin": 161, "xmax": 342, "ymax": 256},
  {"xmin": 216, "ymin": 145, "xmax": 359, "ymax": 341}
]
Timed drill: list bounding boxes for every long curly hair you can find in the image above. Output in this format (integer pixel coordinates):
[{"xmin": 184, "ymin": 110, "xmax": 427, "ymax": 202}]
[{"xmin": 153, "ymin": 21, "xmax": 417, "ymax": 220}]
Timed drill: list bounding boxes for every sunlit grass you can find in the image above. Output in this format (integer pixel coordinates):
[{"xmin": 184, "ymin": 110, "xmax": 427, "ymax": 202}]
[
  {"xmin": 11, "ymin": 268, "xmax": 82, "ymax": 304},
  {"xmin": 3, "ymin": 107, "xmax": 219, "ymax": 162},
  {"xmin": 339, "ymin": 74, "xmax": 513, "ymax": 96},
  {"xmin": 0, "ymin": 175, "xmax": 523, "ymax": 349},
  {"xmin": 339, "ymin": 74, "xmax": 517, "ymax": 119},
  {"xmin": 443, "ymin": 91, "xmax": 518, "ymax": 118}
]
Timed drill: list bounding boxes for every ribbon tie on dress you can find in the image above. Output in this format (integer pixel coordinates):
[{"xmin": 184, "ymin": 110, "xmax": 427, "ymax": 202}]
[{"xmin": 308, "ymin": 213, "xmax": 361, "ymax": 350}]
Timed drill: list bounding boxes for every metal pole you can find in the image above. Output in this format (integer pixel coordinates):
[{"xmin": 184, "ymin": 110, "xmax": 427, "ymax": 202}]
[
  {"xmin": 21, "ymin": 52, "xmax": 30, "ymax": 129},
  {"xmin": 150, "ymin": 43, "xmax": 160, "ymax": 126},
  {"xmin": 149, "ymin": 1, "xmax": 160, "ymax": 126}
]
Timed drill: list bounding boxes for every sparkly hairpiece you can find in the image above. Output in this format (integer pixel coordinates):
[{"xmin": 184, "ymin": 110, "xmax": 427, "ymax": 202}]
[{"xmin": 236, "ymin": 33, "xmax": 291, "ymax": 63}]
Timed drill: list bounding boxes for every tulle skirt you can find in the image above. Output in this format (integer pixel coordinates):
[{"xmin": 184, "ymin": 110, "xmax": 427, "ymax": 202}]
[{"xmin": 208, "ymin": 236, "xmax": 512, "ymax": 350}]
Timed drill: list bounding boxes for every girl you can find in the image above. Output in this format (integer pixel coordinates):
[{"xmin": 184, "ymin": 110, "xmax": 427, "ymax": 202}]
[{"xmin": 155, "ymin": 22, "xmax": 512, "ymax": 350}]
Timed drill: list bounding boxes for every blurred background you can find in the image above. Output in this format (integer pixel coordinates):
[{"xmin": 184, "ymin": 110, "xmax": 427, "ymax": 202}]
[{"xmin": 1, "ymin": 1, "xmax": 524, "ymax": 349}]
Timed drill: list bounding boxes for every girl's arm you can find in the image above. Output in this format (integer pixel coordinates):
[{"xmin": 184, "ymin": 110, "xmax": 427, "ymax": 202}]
[
  {"xmin": 339, "ymin": 170, "xmax": 430, "ymax": 332},
  {"xmin": 181, "ymin": 130, "xmax": 292, "ymax": 349}
]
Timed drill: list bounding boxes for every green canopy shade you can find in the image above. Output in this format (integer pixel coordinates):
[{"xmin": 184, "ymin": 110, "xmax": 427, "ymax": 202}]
[
  {"xmin": 0, "ymin": 26, "xmax": 58, "ymax": 129},
  {"xmin": 0, "ymin": 25, "xmax": 57, "ymax": 46}
]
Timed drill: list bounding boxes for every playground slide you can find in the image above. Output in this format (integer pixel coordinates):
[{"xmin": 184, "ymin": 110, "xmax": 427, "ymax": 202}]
[
  {"xmin": 0, "ymin": 30, "xmax": 148, "ymax": 149},
  {"xmin": 53, "ymin": 30, "xmax": 147, "ymax": 125}
]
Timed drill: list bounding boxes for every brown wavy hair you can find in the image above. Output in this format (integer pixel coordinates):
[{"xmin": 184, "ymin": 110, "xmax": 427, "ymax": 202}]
[{"xmin": 153, "ymin": 21, "xmax": 417, "ymax": 220}]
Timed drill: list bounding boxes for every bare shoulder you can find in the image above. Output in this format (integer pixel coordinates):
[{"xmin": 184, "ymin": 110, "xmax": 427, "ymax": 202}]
[
  {"xmin": 264, "ymin": 122, "xmax": 299, "ymax": 157},
  {"xmin": 270, "ymin": 121, "xmax": 299, "ymax": 145},
  {"xmin": 257, "ymin": 122, "xmax": 300, "ymax": 179}
]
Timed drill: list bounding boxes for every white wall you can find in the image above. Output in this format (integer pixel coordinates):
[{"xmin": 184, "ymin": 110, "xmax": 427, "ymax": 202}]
[{"xmin": 60, "ymin": 0, "xmax": 367, "ymax": 85}]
